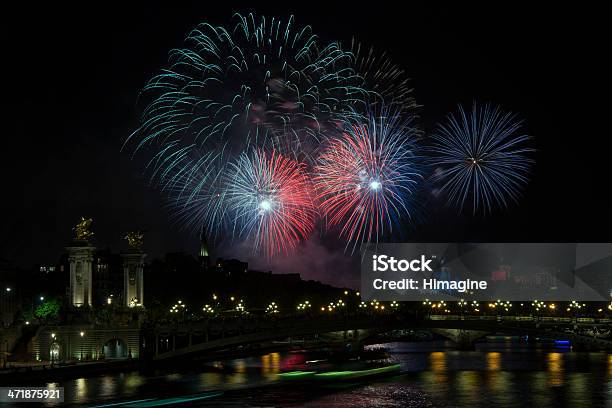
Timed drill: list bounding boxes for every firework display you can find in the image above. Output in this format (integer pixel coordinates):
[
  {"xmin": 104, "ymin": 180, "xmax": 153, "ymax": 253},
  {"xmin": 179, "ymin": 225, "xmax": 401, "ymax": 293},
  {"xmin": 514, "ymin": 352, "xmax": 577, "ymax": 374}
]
[
  {"xmin": 314, "ymin": 111, "xmax": 422, "ymax": 251},
  {"xmin": 430, "ymin": 103, "xmax": 534, "ymax": 213},
  {"xmin": 127, "ymin": 12, "xmax": 534, "ymax": 257}
]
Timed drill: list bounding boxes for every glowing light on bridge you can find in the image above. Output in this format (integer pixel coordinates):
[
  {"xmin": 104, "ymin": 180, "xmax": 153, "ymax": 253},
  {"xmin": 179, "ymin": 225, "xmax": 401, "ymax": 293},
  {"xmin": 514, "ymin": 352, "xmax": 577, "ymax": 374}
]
[
  {"xmin": 170, "ymin": 301, "xmax": 186, "ymax": 313},
  {"xmin": 532, "ymin": 300, "xmax": 545, "ymax": 311},
  {"xmin": 567, "ymin": 300, "xmax": 585, "ymax": 312},
  {"xmin": 266, "ymin": 302, "xmax": 279, "ymax": 314}
]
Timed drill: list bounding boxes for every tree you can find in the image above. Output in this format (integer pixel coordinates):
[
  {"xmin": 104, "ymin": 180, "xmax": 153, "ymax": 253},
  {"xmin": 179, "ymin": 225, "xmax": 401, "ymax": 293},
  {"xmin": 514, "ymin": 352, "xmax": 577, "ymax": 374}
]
[{"xmin": 34, "ymin": 299, "xmax": 60, "ymax": 322}]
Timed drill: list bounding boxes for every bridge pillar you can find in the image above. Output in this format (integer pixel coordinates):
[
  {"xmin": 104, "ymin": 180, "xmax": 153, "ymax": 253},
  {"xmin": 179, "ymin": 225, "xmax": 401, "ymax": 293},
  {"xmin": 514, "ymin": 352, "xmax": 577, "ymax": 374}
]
[
  {"xmin": 67, "ymin": 244, "xmax": 95, "ymax": 307},
  {"xmin": 121, "ymin": 250, "xmax": 146, "ymax": 307}
]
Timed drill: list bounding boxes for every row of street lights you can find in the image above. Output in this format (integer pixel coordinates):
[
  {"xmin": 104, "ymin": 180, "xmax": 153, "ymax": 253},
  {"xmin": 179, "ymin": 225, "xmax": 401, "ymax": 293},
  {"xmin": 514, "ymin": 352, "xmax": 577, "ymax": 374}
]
[{"xmin": 166, "ymin": 294, "xmax": 612, "ymax": 318}]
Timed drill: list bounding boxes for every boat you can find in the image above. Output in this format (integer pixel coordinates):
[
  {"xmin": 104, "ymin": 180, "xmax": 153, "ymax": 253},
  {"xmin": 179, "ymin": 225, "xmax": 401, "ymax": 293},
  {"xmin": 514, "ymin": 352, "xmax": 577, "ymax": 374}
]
[{"xmin": 278, "ymin": 363, "xmax": 401, "ymax": 383}]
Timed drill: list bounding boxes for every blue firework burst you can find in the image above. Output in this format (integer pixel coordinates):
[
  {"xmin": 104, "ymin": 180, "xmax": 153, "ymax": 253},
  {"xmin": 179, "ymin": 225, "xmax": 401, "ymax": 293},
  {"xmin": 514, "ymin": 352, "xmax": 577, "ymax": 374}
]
[{"xmin": 430, "ymin": 103, "xmax": 534, "ymax": 213}]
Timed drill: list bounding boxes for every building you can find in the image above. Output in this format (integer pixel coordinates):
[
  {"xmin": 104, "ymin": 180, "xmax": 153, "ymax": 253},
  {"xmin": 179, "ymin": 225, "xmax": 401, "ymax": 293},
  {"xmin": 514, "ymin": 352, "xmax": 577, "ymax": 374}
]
[
  {"xmin": 215, "ymin": 258, "xmax": 248, "ymax": 279},
  {"xmin": 491, "ymin": 264, "xmax": 511, "ymax": 281},
  {"xmin": 199, "ymin": 227, "xmax": 210, "ymax": 272}
]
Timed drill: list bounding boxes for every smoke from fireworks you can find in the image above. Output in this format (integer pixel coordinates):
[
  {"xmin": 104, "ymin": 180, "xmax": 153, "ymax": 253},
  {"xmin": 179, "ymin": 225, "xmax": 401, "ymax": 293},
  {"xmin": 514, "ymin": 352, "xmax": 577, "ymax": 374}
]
[
  {"xmin": 314, "ymin": 110, "xmax": 423, "ymax": 252},
  {"xmin": 430, "ymin": 103, "xmax": 534, "ymax": 213}
]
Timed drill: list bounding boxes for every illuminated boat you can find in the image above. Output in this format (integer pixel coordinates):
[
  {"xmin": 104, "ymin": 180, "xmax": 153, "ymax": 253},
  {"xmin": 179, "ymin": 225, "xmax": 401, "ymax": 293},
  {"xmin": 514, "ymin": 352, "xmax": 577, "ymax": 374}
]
[{"xmin": 278, "ymin": 363, "xmax": 401, "ymax": 382}]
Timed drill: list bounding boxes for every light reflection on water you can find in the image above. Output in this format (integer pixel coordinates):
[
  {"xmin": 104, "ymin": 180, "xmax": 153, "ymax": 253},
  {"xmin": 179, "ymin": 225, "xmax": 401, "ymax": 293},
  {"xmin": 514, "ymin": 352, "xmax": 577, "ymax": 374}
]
[
  {"xmin": 547, "ymin": 352, "xmax": 564, "ymax": 387},
  {"xmin": 32, "ymin": 346, "xmax": 611, "ymax": 407}
]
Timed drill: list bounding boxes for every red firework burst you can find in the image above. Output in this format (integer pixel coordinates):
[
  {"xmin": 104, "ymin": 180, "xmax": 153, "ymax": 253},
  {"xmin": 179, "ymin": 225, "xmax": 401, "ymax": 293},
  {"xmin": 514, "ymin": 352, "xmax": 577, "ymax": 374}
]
[
  {"xmin": 314, "ymin": 115, "xmax": 422, "ymax": 250},
  {"xmin": 225, "ymin": 149, "xmax": 317, "ymax": 257}
]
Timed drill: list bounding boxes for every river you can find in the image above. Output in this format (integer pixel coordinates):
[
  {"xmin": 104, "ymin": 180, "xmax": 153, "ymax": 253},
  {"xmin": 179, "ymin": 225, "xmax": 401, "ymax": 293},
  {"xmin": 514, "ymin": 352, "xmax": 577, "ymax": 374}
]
[{"xmin": 26, "ymin": 342, "xmax": 612, "ymax": 407}]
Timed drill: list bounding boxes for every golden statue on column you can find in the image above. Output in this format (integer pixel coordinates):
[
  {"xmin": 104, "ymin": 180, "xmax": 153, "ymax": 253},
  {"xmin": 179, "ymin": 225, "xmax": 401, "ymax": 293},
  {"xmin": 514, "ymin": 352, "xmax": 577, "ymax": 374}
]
[
  {"xmin": 124, "ymin": 231, "xmax": 144, "ymax": 250},
  {"xmin": 73, "ymin": 217, "xmax": 94, "ymax": 241}
]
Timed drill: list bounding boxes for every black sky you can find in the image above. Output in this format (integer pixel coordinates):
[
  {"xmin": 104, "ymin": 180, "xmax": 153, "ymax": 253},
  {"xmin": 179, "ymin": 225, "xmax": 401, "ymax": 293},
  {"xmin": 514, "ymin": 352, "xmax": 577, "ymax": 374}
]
[{"xmin": 1, "ymin": 2, "xmax": 609, "ymax": 287}]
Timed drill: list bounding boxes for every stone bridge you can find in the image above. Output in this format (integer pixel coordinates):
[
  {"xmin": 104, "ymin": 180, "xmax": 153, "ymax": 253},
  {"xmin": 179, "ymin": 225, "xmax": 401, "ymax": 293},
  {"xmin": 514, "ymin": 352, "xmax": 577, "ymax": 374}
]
[{"xmin": 147, "ymin": 314, "xmax": 612, "ymax": 360}]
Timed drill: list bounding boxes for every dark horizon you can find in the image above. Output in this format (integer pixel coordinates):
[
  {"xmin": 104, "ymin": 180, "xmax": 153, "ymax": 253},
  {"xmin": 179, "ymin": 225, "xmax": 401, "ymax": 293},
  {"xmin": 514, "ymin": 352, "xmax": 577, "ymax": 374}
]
[{"xmin": 2, "ymin": 2, "xmax": 609, "ymax": 288}]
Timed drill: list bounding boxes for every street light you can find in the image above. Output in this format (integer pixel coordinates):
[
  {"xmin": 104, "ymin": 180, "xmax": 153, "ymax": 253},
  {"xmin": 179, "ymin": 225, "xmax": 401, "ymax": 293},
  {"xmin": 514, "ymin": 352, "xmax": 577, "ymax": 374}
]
[
  {"xmin": 50, "ymin": 333, "xmax": 56, "ymax": 366},
  {"xmin": 5, "ymin": 287, "xmax": 11, "ymax": 292},
  {"xmin": 80, "ymin": 332, "xmax": 85, "ymax": 361}
]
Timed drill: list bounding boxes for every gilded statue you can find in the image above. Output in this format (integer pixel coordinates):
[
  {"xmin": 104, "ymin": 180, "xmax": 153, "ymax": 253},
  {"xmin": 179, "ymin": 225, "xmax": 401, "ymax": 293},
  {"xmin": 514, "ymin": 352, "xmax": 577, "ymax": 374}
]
[
  {"xmin": 124, "ymin": 231, "xmax": 144, "ymax": 250},
  {"xmin": 74, "ymin": 217, "xmax": 94, "ymax": 241}
]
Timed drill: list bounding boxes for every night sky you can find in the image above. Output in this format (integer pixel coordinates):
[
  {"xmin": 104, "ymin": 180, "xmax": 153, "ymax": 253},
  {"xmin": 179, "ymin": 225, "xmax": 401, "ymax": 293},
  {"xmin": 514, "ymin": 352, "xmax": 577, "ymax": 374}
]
[{"xmin": 2, "ymin": 3, "xmax": 609, "ymax": 288}]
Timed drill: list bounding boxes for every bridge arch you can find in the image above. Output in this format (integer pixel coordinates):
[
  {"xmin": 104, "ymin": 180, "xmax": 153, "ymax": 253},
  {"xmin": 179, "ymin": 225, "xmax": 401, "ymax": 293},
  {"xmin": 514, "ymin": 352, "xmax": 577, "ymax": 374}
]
[
  {"xmin": 431, "ymin": 328, "xmax": 490, "ymax": 349},
  {"xmin": 102, "ymin": 337, "xmax": 128, "ymax": 359},
  {"xmin": 49, "ymin": 341, "xmax": 61, "ymax": 361}
]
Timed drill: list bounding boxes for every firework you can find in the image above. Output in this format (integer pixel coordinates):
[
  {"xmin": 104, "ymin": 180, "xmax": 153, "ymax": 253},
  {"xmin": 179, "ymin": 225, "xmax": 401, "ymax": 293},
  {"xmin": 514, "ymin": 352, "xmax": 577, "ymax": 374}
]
[
  {"xmin": 162, "ymin": 152, "xmax": 229, "ymax": 241},
  {"xmin": 314, "ymin": 110, "xmax": 423, "ymax": 251},
  {"xmin": 224, "ymin": 149, "xmax": 316, "ymax": 258},
  {"xmin": 349, "ymin": 39, "xmax": 416, "ymax": 112},
  {"xmin": 430, "ymin": 103, "xmax": 534, "ymax": 213},
  {"xmin": 126, "ymin": 13, "xmax": 367, "ymax": 186}
]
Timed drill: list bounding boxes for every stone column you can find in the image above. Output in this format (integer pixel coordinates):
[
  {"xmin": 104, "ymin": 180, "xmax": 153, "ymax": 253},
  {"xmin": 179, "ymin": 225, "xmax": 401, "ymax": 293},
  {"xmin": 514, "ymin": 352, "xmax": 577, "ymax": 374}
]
[
  {"xmin": 67, "ymin": 244, "xmax": 96, "ymax": 307},
  {"xmin": 121, "ymin": 250, "xmax": 146, "ymax": 307}
]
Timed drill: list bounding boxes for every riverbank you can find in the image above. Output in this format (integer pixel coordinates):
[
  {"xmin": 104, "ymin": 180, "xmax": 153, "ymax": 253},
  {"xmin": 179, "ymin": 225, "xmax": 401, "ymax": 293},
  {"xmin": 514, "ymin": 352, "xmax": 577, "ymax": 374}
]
[
  {"xmin": 0, "ymin": 341, "xmax": 338, "ymax": 384},
  {"xmin": 0, "ymin": 359, "xmax": 140, "ymax": 384}
]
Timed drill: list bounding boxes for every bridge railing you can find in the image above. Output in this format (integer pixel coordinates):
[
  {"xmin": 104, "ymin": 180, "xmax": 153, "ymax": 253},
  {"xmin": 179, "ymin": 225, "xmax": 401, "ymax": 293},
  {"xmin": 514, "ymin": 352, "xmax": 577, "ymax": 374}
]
[{"xmin": 428, "ymin": 315, "xmax": 611, "ymax": 324}]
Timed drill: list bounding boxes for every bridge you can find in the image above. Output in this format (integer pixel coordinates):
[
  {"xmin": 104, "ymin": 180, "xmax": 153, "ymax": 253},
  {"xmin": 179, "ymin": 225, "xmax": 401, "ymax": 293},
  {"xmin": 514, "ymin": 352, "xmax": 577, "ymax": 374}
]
[{"xmin": 146, "ymin": 314, "xmax": 612, "ymax": 361}]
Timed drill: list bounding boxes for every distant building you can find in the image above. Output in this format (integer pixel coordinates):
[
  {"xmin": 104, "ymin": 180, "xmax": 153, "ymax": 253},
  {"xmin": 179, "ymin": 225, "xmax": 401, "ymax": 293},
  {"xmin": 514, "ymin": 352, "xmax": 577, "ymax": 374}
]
[
  {"xmin": 435, "ymin": 266, "xmax": 452, "ymax": 281},
  {"xmin": 491, "ymin": 264, "xmax": 511, "ymax": 281},
  {"xmin": 199, "ymin": 227, "xmax": 210, "ymax": 272},
  {"xmin": 215, "ymin": 258, "xmax": 248, "ymax": 279}
]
